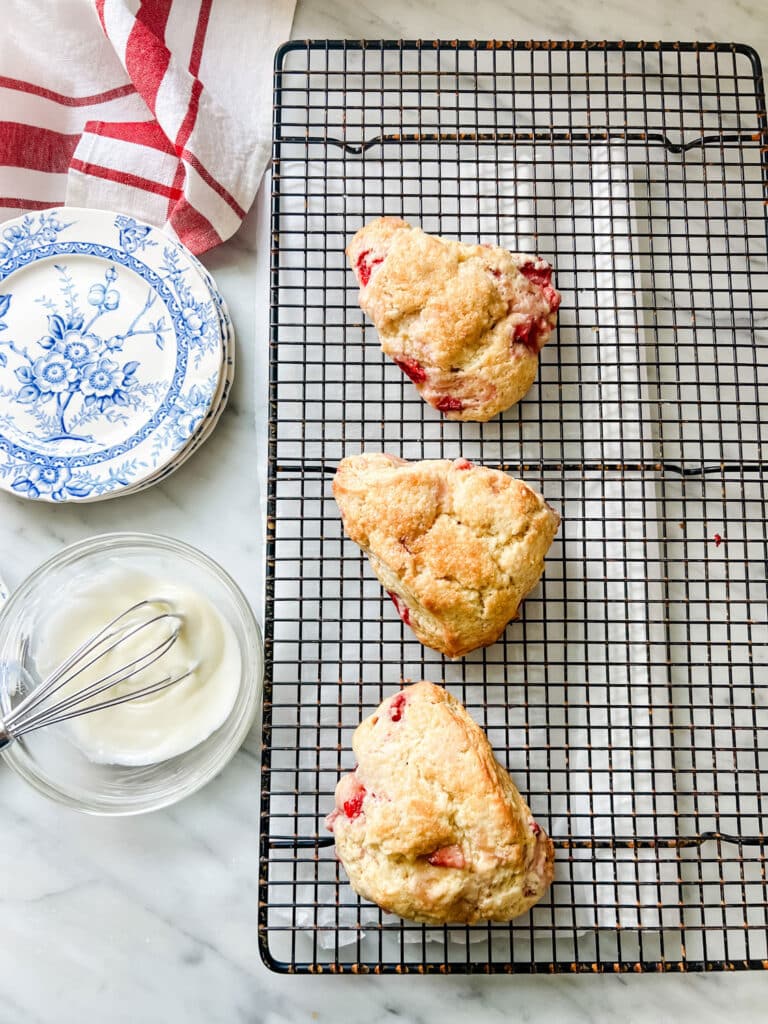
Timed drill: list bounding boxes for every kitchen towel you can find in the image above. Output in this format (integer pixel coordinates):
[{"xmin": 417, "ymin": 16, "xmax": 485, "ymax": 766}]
[{"xmin": 0, "ymin": 0, "xmax": 296, "ymax": 253}]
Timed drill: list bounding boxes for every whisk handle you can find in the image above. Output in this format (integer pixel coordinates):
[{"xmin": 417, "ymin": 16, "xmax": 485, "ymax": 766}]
[{"xmin": 0, "ymin": 724, "xmax": 12, "ymax": 750}]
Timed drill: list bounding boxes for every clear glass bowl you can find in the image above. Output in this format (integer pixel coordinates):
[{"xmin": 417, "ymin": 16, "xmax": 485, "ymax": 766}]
[{"xmin": 0, "ymin": 533, "xmax": 263, "ymax": 815}]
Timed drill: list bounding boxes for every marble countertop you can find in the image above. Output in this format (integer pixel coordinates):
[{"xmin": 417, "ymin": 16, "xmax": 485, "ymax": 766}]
[{"xmin": 1, "ymin": 1, "xmax": 767, "ymax": 1021}]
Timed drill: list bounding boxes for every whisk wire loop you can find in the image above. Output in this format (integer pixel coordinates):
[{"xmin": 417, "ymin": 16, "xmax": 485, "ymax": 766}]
[{"xmin": 0, "ymin": 599, "xmax": 190, "ymax": 744}]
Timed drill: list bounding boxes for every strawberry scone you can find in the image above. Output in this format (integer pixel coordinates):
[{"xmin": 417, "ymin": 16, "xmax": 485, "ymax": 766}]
[
  {"xmin": 346, "ymin": 217, "xmax": 561, "ymax": 421},
  {"xmin": 326, "ymin": 681, "xmax": 555, "ymax": 924},
  {"xmin": 333, "ymin": 453, "xmax": 560, "ymax": 658}
]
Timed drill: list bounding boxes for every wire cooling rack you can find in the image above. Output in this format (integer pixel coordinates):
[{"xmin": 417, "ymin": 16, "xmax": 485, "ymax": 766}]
[{"xmin": 261, "ymin": 40, "xmax": 768, "ymax": 974}]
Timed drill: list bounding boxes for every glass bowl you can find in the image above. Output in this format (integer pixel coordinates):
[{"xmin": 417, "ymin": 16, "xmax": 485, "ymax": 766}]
[{"xmin": 0, "ymin": 532, "xmax": 263, "ymax": 815}]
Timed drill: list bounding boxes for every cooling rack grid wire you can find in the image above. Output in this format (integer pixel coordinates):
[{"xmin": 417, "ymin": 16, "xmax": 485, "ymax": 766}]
[{"xmin": 262, "ymin": 40, "xmax": 768, "ymax": 974}]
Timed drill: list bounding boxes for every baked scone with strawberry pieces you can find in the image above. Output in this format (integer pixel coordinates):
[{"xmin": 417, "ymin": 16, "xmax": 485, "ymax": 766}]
[
  {"xmin": 346, "ymin": 216, "xmax": 561, "ymax": 421},
  {"xmin": 326, "ymin": 681, "xmax": 554, "ymax": 924},
  {"xmin": 333, "ymin": 453, "xmax": 559, "ymax": 658}
]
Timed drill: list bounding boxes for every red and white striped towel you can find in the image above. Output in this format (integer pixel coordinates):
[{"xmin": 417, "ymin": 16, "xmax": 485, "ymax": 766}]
[{"xmin": 0, "ymin": 0, "xmax": 295, "ymax": 253}]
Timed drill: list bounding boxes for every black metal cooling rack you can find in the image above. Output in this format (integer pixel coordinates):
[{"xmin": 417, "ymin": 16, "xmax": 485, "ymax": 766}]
[{"xmin": 261, "ymin": 40, "xmax": 768, "ymax": 974}]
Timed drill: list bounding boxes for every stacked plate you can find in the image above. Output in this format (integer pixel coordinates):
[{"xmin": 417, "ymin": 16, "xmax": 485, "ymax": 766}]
[{"xmin": 0, "ymin": 208, "xmax": 233, "ymax": 502}]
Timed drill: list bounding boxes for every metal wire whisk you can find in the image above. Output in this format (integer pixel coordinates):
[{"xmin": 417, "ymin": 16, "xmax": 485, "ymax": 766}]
[{"xmin": 0, "ymin": 600, "xmax": 190, "ymax": 750}]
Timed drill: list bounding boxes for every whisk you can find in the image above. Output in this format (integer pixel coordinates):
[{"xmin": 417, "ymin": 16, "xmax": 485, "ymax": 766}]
[{"xmin": 0, "ymin": 600, "xmax": 191, "ymax": 750}]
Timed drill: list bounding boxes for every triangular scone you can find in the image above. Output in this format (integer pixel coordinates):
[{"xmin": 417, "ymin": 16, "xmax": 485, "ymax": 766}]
[
  {"xmin": 346, "ymin": 217, "xmax": 561, "ymax": 422},
  {"xmin": 326, "ymin": 681, "xmax": 555, "ymax": 925},
  {"xmin": 333, "ymin": 453, "xmax": 560, "ymax": 658}
]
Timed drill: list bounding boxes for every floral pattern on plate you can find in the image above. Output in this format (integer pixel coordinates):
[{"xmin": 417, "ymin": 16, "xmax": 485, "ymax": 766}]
[{"xmin": 0, "ymin": 264, "xmax": 168, "ymax": 446}]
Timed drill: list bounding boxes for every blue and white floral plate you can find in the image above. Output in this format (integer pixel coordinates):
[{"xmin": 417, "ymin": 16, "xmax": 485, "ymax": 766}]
[{"xmin": 0, "ymin": 208, "xmax": 228, "ymax": 502}]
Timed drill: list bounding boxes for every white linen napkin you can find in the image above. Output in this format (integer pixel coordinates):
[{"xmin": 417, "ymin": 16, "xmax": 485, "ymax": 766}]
[{"xmin": 0, "ymin": 0, "xmax": 295, "ymax": 253}]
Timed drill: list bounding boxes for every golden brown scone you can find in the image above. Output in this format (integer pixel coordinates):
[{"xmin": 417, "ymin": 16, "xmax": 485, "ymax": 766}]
[
  {"xmin": 326, "ymin": 681, "xmax": 554, "ymax": 925},
  {"xmin": 333, "ymin": 453, "xmax": 560, "ymax": 658},
  {"xmin": 346, "ymin": 217, "xmax": 561, "ymax": 422}
]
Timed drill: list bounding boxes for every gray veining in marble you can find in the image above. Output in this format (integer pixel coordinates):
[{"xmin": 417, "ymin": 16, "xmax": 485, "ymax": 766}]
[{"xmin": 1, "ymin": 0, "xmax": 767, "ymax": 1021}]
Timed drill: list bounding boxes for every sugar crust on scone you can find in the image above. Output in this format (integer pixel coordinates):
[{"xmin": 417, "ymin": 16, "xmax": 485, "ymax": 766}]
[
  {"xmin": 333, "ymin": 453, "xmax": 560, "ymax": 658},
  {"xmin": 346, "ymin": 217, "xmax": 561, "ymax": 422},
  {"xmin": 326, "ymin": 681, "xmax": 555, "ymax": 925}
]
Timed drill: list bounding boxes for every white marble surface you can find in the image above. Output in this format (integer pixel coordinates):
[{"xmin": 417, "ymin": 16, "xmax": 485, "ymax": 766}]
[{"xmin": 2, "ymin": 1, "xmax": 768, "ymax": 1021}]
